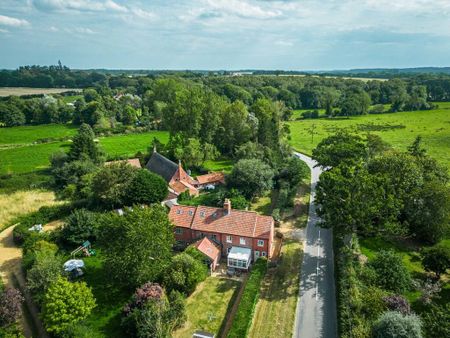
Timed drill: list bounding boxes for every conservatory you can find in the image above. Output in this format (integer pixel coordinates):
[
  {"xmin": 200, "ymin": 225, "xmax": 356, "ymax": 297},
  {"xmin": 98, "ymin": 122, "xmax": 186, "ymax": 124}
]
[{"xmin": 227, "ymin": 246, "xmax": 252, "ymax": 270}]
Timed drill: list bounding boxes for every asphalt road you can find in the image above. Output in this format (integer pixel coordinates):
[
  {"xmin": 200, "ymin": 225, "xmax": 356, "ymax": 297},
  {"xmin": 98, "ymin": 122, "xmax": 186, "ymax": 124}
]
[{"xmin": 293, "ymin": 152, "xmax": 337, "ymax": 338}]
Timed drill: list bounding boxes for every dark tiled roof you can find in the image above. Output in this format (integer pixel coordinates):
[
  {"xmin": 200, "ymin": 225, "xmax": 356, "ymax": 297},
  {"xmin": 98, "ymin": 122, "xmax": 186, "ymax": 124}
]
[{"xmin": 145, "ymin": 152, "xmax": 178, "ymax": 182}]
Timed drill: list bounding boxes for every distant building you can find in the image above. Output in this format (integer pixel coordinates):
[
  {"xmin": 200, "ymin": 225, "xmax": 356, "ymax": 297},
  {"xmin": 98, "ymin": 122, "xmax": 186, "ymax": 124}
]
[{"xmin": 145, "ymin": 150, "xmax": 224, "ymax": 197}]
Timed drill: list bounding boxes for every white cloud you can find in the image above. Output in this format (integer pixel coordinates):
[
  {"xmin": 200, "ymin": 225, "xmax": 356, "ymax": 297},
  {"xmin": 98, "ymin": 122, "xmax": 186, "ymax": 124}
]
[
  {"xmin": 49, "ymin": 25, "xmax": 58, "ymax": 32},
  {"xmin": 203, "ymin": 0, "xmax": 282, "ymax": 19},
  {"xmin": 0, "ymin": 28, "xmax": 9, "ymax": 33},
  {"xmin": 130, "ymin": 8, "xmax": 156, "ymax": 21},
  {"xmin": 33, "ymin": 0, "xmax": 128, "ymax": 13},
  {"xmin": 275, "ymin": 40, "xmax": 293, "ymax": 47},
  {"xmin": 0, "ymin": 14, "xmax": 30, "ymax": 27}
]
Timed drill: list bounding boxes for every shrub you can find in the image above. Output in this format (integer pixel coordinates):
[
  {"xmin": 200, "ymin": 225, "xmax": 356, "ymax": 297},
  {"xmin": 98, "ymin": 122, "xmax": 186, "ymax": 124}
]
[
  {"xmin": 22, "ymin": 240, "xmax": 58, "ymax": 271},
  {"xmin": 163, "ymin": 253, "xmax": 208, "ymax": 295},
  {"xmin": 383, "ymin": 295, "xmax": 411, "ymax": 314},
  {"xmin": 12, "ymin": 204, "xmax": 73, "ymax": 245},
  {"xmin": 124, "ymin": 169, "xmax": 168, "ymax": 205},
  {"xmin": 422, "ymin": 244, "xmax": 450, "ymax": 279},
  {"xmin": 421, "ymin": 303, "xmax": 450, "ymax": 337},
  {"xmin": 369, "ymin": 250, "xmax": 411, "ymax": 293},
  {"xmin": 360, "ymin": 286, "xmax": 388, "ymax": 320},
  {"xmin": 228, "ymin": 258, "xmax": 268, "ymax": 338},
  {"xmin": 26, "ymin": 250, "xmax": 63, "ymax": 304},
  {"xmin": 372, "ymin": 311, "xmax": 422, "ymax": 338},
  {"xmin": 122, "ymin": 283, "xmax": 179, "ymax": 337},
  {"xmin": 42, "ymin": 277, "xmax": 96, "ymax": 335},
  {"xmin": 0, "ymin": 288, "xmax": 24, "ymax": 326},
  {"xmin": 61, "ymin": 209, "xmax": 98, "ymax": 246},
  {"xmin": 167, "ymin": 290, "xmax": 187, "ymax": 330}
]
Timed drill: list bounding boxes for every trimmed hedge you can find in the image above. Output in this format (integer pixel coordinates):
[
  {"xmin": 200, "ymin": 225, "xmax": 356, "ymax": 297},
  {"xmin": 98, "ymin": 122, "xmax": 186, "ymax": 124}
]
[
  {"xmin": 227, "ymin": 258, "xmax": 268, "ymax": 338},
  {"xmin": 12, "ymin": 204, "xmax": 74, "ymax": 245}
]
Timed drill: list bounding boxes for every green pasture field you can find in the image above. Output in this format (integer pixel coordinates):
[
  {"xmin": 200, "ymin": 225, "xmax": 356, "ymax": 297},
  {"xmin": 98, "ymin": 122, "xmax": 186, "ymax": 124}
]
[
  {"xmin": 288, "ymin": 102, "xmax": 450, "ymax": 167},
  {"xmin": 0, "ymin": 127, "xmax": 169, "ymax": 185},
  {"xmin": 0, "ymin": 124, "xmax": 77, "ymax": 146}
]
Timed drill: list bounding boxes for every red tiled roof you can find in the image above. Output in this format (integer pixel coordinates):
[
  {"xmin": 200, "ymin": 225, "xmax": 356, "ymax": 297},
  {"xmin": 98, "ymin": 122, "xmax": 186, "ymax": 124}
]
[
  {"xmin": 196, "ymin": 172, "xmax": 225, "ymax": 185},
  {"xmin": 169, "ymin": 205, "xmax": 197, "ymax": 228},
  {"xmin": 105, "ymin": 158, "xmax": 142, "ymax": 169},
  {"xmin": 191, "ymin": 237, "xmax": 220, "ymax": 262},
  {"xmin": 171, "ymin": 180, "xmax": 199, "ymax": 195},
  {"xmin": 169, "ymin": 205, "xmax": 273, "ymax": 239}
]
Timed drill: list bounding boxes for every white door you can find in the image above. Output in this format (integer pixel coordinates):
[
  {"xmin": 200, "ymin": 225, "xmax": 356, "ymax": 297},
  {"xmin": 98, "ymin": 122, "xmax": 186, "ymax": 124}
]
[{"xmin": 254, "ymin": 250, "xmax": 260, "ymax": 261}]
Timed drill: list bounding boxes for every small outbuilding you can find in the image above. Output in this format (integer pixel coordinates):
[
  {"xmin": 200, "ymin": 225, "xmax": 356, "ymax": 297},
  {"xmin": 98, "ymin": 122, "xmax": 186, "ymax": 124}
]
[{"xmin": 191, "ymin": 237, "xmax": 221, "ymax": 272}]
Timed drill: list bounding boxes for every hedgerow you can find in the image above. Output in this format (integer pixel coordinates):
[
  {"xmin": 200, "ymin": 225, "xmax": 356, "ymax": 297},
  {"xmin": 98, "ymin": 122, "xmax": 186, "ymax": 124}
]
[{"xmin": 227, "ymin": 258, "xmax": 268, "ymax": 338}]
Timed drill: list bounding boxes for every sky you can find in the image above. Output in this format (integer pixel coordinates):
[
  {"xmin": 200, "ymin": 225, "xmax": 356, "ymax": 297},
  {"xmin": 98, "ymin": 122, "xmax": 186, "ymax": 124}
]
[{"xmin": 1, "ymin": 0, "xmax": 450, "ymax": 70}]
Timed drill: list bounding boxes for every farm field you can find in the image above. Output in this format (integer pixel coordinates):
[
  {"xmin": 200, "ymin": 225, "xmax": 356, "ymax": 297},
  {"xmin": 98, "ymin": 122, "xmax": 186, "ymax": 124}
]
[
  {"xmin": 0, "ymin": 124, "xmax": 77, "ymax": 146},
  {"xmin": 173, "ymin": 277, "xmax": 240, "ymax": 338},
  {"xmin": 0, "ymin": 87, "xmax": 81, "ymax": 97},
  {"xmin": 288, "ymin": 102, "xmax": 450, "ymax": 167}
]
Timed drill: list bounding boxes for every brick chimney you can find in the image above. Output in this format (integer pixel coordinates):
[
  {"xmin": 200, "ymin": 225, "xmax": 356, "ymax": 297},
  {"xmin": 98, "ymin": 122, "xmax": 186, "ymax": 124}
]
[{"xmin": 224, "ymin": 198, "xmax": 231, "ymax": 215}]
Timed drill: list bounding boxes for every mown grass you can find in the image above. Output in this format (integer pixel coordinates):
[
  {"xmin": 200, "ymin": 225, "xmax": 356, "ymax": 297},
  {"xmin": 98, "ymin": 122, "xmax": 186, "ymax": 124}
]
[
  {"xmin": 248, "ymin": 240, "xmax": 302, "ymax": 338},
  {"xmin": 288, "ymin": 102, "xmax": 450, "ymax": 167},
  {"xmin": 173, "ymin": 277, "xmax": 240, "ymax": 338}
]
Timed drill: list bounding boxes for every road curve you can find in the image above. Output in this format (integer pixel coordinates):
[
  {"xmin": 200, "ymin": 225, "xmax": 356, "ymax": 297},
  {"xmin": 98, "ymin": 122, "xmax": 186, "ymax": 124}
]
[{"xmin": 293, "ymin": 152, "xmax": 337, "ymax": 338}]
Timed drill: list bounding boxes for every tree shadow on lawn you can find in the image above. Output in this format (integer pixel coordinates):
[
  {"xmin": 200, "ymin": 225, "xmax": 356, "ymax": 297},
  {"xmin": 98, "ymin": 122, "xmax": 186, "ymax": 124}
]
[{"xmin": 81, "ymin": 254, "xmax": 130, "ymax": 338}]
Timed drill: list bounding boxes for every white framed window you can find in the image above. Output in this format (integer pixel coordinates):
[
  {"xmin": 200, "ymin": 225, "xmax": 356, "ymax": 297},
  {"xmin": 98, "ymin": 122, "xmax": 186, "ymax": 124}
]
[
  {"xmin": 211, "ymin": 234, "xmax": 217, "ymax": 241},
  {"xmin": 262, "ymin": 251, "xmax": 267, "ymax": 257},
  {"xmin": 257, "ymin": 239, "xmax": 264, "ymax": 247},
  {"xmin": 226, "ymin": 235, "xmax": 232, "ymax": 243},
  {"xmin": 240, "ymin": 237, "xmax": 246, "ymax": 245},
  {"xmin": 255, "ymin": 251, "xmax": 260, "ymax": 258},
  {"xmin": 175, "ymin": 228, "xmax": 182, "ymax": 234},
  {"xmin": 188, "ymin": 210, "xmax": 193, "ymax": 216},
  {"xmin": 176, "ymin": 209, "xmax": 182, "ymax": 215},
  {"xmin": 200, "ymin": 211, "xmax": 205, "ymax": 218}
]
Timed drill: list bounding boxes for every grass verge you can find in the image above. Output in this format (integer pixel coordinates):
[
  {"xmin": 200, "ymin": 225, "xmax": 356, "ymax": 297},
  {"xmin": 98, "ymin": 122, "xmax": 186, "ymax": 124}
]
[{"xmin": 248, "ymin": 240, "xmax": 303, "ymax": 338}]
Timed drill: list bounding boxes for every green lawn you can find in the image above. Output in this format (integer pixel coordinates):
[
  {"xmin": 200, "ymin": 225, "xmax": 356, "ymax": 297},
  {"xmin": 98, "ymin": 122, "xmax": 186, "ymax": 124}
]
[
  {"xmin": 80, "ymin": 253, "xmax": 130, "ymax": 338},
  {"xmin": 288, "ymin": 102, "xmax": 450, "ymax": 167},
  {"xmin": 173, "ymin": 277, "xmax": 240, "ymax": 338}
]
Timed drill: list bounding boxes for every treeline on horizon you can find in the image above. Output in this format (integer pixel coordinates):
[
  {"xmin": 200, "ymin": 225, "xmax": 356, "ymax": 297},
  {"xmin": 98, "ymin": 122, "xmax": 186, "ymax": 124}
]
[{"xmin": 1, "ymin": 62, "xmax": 450, "ymax": 130}]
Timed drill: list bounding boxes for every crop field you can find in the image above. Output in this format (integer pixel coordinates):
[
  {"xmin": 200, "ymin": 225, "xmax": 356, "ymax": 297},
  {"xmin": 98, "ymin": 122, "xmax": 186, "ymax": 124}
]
[
  {"xmin": 288, "ymin": 102, "xmax": 450, "ymax": 167},
  {"xmin": 0, "ymin": 87, "xmax": 81, "ymax": 97}
]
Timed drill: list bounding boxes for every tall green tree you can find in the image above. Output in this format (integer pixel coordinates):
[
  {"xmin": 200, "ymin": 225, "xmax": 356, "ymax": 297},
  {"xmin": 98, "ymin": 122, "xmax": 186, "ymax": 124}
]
[
  {"xmin": 227, "ymin": 158, "xmax": 274, "ymax": 199},
  {"xmin": 68, "ymin": 123, "xmax": 103, "ymax": 163},
  {"xmin": 124, "ymin": 170, "xmax": 168, "ymax": 206},
  {"xmin": 99, "ymin": 205, "xmax": 174, "ymax": 288}
]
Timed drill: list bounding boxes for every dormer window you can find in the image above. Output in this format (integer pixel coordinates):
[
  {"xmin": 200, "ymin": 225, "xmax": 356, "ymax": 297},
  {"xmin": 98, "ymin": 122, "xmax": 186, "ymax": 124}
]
[
  {"xmin": 176, "ymin": 209, "xmax": 182, "ymax": 215},
  {"xmin": 188, "ymin": 210, "xmax": 193, "ymax": 216},
  {"xmin": 212, "ymin": 212, "xmax": 217, "ymax": 218},
  {"xmin": 200, "ymin": 211, "xmax": 205, "ymax": 218}
]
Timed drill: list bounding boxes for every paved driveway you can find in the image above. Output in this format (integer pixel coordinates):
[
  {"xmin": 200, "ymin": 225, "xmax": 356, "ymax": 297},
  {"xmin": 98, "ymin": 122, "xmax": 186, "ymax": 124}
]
[{"xmin": 293, "ymin": 153, "xmax": 337, "ymax": 338}]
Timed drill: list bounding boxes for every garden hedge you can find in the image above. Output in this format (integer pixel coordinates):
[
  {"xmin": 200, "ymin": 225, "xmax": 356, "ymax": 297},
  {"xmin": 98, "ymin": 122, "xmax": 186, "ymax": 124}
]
[{"xmin": 227, "ymin": 257, "xmax": 268, "ymax": 338}]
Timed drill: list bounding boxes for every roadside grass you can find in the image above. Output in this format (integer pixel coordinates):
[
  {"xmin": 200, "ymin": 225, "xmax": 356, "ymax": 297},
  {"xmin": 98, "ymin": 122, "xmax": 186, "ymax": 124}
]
[
  {"xmin": 248, "ymin": 240, "xmax": 302, "ymax": 338},
  {"xmin": 0, "ymin": 190, "xmax": 59, "ymax": 230},
  {"xmin": 281, "ymin": 168, "xmax": 311, "ymax": 228},
  {"xmin": 287, "ymin": 102, "xmax": 450, "ymax": 166},
  {"xmin": 81, "ymin": 253, "xmax": 129, "ymax": 338},
  {"xmin": 173, "ymin": 277, "xmax": 241, "ymax": 338}
]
